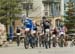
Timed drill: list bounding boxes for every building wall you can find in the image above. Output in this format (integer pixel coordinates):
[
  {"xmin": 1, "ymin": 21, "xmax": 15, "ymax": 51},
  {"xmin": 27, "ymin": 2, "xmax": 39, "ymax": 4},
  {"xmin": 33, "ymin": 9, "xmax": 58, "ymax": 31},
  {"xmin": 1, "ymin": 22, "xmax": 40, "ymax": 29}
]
[
  {"xmin": 42, "ymin": 0, "xmax": 61, "ymax": 17},
  {"xmin": 21, "ymin": 0, "xmax": 44, "ymax": 17},
  {"xmin": 21, "ymin": 0, "xmax": 62, "ymax": 17},
  {"xmin": 42, "ymin": 0, "xmax": 62, "ymax": 28},
  {"xmin": 60, "ymin": 0, "xmax": 64, "ymax": 16}
]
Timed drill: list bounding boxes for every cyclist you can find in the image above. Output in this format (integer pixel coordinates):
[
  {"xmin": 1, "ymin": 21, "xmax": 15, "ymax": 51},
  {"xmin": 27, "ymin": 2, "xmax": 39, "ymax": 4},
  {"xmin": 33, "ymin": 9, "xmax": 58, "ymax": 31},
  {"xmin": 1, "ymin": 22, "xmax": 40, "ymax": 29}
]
[
  {"xmin": 16, "ymin": 27, "xmax": 21, "ymax": 46},
  {"xmin": 41, "ymin": 17, "xmax": 50, "ymax": 33},
  {"xmin": 32, "ymin": 21, "xmax": 38, "ymax": 47},
  {"xmin": 41, "ymin": 17, "xmax": 51, "ymax": 49}
]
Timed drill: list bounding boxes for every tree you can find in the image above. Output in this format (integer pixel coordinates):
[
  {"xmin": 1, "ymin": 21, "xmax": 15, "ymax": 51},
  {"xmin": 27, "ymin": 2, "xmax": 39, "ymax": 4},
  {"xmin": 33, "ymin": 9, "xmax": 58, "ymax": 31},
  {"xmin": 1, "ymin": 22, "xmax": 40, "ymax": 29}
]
[
  {"xmin": 64, "ymin": 1, "xmax": 75, "ymax": 30},
  {"xmin": 0, "ymin": 0, "xmax": 22, "ymax": 31}
]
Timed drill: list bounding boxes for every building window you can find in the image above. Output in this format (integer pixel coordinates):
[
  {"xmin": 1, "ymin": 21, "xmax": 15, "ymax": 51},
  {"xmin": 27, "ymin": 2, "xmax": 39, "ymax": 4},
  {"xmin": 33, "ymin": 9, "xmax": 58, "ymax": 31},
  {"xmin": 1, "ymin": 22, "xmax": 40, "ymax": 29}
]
[
  {"xmin": 44, "ymin": 4, "xmax": 49, "ymax": 16},
  {"xmin": 45, "ymin": 12, "xmax": 48, "ymax": 16},
  {"xmin": 55, "ymin": 19, "xmax": 61, "ymax": 27}
]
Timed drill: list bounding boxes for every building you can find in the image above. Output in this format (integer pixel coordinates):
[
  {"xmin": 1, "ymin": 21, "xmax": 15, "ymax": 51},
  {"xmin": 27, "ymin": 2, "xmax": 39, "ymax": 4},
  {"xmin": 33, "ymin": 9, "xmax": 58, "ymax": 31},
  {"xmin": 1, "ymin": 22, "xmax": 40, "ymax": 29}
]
[
  {"xmin": 15, "ymin": 0, "xmax": 65, "ymax": 28},
  {"xmin": 42, "ymin": 0, "xmax": 63, "ymax": 28},
  {"xmin": 21, "ymin": 0, "xmax": 62, "ymax": 17},
  {"xmin": 21, "ymin": 0, "xmax": 44, "ymax": 18}
]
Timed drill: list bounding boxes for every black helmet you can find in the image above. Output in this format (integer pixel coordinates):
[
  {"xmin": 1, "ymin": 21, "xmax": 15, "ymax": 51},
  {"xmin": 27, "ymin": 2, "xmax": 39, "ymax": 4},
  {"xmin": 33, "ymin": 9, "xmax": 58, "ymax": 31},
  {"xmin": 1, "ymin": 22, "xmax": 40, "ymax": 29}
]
[{"xmin": 42, "ymin": 16, "xmax": 46, "ymax": 19}]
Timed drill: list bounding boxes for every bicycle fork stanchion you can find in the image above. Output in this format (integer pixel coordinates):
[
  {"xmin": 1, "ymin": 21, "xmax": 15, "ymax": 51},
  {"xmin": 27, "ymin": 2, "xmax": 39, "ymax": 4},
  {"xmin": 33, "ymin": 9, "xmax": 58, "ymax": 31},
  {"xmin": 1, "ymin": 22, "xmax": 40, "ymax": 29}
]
[
  {"xmin": 24, "ymin": 36, "xmax": 29, "ymax": 49},
  {"xmin": 16, "ymin": 35, "xmax": 20, "ymax": 46}
]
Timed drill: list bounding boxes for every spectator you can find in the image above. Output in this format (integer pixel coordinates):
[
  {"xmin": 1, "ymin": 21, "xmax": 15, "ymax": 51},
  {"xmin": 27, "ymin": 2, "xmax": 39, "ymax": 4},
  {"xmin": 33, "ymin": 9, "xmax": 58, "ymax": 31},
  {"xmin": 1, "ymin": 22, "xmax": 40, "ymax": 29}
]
[{"xmin": 0, "ymin": 23, "xmax": 7, "ymax": 47}]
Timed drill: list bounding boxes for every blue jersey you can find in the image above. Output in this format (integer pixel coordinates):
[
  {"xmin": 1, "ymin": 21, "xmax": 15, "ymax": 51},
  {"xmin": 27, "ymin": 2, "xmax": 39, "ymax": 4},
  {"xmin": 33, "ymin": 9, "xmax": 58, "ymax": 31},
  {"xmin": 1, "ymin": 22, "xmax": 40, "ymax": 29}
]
[{"xmin": 24, "ymin": 18, "xmax": 33, "ymax": 30}]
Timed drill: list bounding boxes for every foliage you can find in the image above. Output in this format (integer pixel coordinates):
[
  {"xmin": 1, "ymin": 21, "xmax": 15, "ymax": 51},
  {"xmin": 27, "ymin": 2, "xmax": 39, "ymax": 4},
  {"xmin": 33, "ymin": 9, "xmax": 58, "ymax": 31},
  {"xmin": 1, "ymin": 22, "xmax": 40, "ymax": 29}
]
[
  {"xmin": 0, "ymin": 0, "xmax": 22, "ymax": 25},
  {"xmin": 64, "ymin": 2, "xmax": 75, "ymax": 30}
]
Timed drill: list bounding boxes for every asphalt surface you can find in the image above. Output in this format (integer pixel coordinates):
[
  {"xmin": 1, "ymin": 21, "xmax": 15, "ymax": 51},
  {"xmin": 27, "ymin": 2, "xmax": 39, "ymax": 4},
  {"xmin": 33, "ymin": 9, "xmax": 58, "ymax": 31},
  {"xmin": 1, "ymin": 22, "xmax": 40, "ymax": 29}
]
[{"xmin": 0, "ymin": 42, "xmax": 75, "ymax": 54}]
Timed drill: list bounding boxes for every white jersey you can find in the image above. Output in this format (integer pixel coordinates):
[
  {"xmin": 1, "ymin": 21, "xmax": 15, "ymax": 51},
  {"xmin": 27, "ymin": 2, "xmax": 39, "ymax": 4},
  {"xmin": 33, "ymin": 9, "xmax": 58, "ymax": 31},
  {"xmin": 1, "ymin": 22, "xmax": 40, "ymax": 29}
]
[{"xmin": 59, "ymin": 27, "xmax": 65, "ymax": 36}]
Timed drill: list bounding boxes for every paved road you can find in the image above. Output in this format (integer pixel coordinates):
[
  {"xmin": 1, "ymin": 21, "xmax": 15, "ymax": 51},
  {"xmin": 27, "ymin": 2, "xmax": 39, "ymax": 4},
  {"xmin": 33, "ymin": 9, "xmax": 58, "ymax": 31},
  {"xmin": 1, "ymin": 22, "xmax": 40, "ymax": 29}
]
[{"xmin": 0, "ymin": 42, "xmax": 75, "ymax": 54}]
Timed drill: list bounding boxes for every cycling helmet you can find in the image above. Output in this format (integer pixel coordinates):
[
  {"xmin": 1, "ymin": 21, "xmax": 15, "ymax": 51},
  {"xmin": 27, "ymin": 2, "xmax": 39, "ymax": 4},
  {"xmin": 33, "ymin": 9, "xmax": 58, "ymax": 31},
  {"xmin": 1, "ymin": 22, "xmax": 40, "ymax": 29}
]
[{"xmin": 42, "ymin": 16, "xmax": 46, "ymax": 19}]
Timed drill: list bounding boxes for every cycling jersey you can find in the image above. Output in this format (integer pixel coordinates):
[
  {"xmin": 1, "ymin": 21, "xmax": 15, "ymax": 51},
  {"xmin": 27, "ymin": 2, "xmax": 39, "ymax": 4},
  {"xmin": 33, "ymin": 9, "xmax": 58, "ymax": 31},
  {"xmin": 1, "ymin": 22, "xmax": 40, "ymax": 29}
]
[
  {"xmin": 42, "ymin": 20, "xmax": 50, "ymax": 29},
  {"xmin": 41, "ymin": 20, "xmax": 50, "ymax": 33},
  {"xmin": 24, "ymin": 18, "xmax": 33, "ymax": 30}
]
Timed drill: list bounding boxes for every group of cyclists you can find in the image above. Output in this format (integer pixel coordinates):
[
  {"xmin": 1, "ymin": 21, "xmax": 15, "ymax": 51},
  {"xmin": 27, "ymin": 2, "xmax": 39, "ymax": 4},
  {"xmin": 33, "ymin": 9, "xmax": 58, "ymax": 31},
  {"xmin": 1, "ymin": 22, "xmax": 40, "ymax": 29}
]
[
  {"xmin": 16, "ymin": 16, "xmax": 69, "ymax": 49},
  {"xmin": 0, "ymin": 16, "xmax": 75, "ymax": 48}
]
